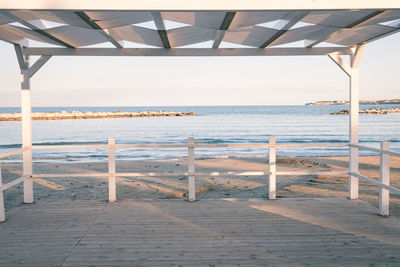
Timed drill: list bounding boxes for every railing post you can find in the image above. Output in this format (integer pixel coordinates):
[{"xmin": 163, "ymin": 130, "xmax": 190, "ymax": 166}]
[
  {"xmin": 268, "ymin": 137, "xmax": 276, "ymax": 200},
  {"xmin": 379, "ymin": 142, "xmax": 390, "ymax": 216},
  {"xmin": 188, "ymin": 137, "xmax": 195, "ymax": 201},
  {"xmin": 0, "ymin": 164, "xmax": 5, "ymax": 222},
  {"xmin": 108, "ymin": 138, "xmax": 116, "ymax": 202}
]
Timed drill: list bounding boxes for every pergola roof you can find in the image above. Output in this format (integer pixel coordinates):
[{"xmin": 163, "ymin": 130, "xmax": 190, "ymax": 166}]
[{"xmin": 0, "ymin": 8, "xmax": 399, "ymax": 51}]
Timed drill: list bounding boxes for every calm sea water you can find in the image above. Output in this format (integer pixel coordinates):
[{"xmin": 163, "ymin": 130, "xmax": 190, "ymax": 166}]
[{"xmin": 0, "ymin": 105, "xmax": 399, "ymax": 162}]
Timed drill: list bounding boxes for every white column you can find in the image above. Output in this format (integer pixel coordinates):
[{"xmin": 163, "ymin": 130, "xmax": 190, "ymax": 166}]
[
  {"xmin": 329, "ymin": 46, "xmax": 364, "ymax": 200},
  {"xmin": 21, "ymin": 68, "xmax": 33, "ymax": 204},
  {"xmin": 379, "ymin": 142, "xmax": 390, "ymax": 216},
  {"xmin": 108, "ymin": 138, "xmax": 116, "ymax": 202},
  {"xmin": 188, "ymin": 137, "xmax": 195, "ymax": 201},
  {"xmin": 349, "ymin": 68, "xmax": 359, "ymax": 200},
  {"xmin": 268, "ymin": 137, "xmax": 276, "ymax": 200}
]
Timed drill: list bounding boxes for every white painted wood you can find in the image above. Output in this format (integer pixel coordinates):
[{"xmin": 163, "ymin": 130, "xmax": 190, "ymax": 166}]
[
  {"xmin": 1, "ymin": 0, "xmax": 400, "ymax": 10},
  {"xmin": 351, "ymin": 144, "xmax": 400, "ymax": 157},
  {"xmin": 188, "ymin": 137, "xmax": 195, "ymax": 201},
  {"xmin": 13, "ymin": 44, "xmax": 27, "ymax": 70},
  {"xmin": 108, "ymin": 138, "xmax": 116, "ymax": 202},
  {"xmin": 33, "ymin": 144, "xmax": 108, "ymax": 149},
  {"xmin": 21, "ymin": 73, "xmax": 33, "ymax": 204},
  {"xmin": 0, "ymin": 176, "xmax": 27, "ymax": 191},
  {"xmin": 24, "ymin": 47, "xmax": 354, "ymax": 57},
  {"xmin": 260, "ymin": 11, "xmax": 309, "ymax": 48},
  {"xmin": 349, "ymin": 67, "xmax": 360, "ymax": 200},
  {"xmin": 115, "ymin": 144, "xmax": 188, "ymax": 148},
  {"xmin": 32, "ymin": 173, "xmax": 109, "ymax": 178},
  {"xmin": 26, "ymin": 55, "xmax": 52, "ymax": 78},
  {"xmin": 351, "ymin": 44, "xmax": 366, "ymax": 69},
  {"xmin": 0, "ymin": 148, "xmax": 24, "ymax": 159},
  {"xmin": 379, "ymin": 142, "xmax": 390, "ymax": 216},
  {"xmin": 268, "ymin": 137, "xmax": 276, "ymax": 200},
  {"xmin": 274, "ymin": 142, "xmax": 346, "ymax": 147},
  {"xmin": 31, "ymin": 142, "xmax": 346, "ymax": 150},
  {"xmin": 350, "ymin": 172, "xmax": 400, "ymax": 195},
  {"xmin": 276, "ymin": 171, "xmax": 348, "ymax": 176},
  {"xmin": 0, "ymin": 164, "xmax": 5, "ymax": 222},
  {"xmin": 31, "ymin": 170, "xmax": 349, "ymax": 179},
  {"xmin": 328, "ymin": 53, "xmax": 352, "ymax": 77}
]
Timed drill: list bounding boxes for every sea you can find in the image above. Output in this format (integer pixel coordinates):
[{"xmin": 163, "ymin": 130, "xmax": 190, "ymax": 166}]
[{"xmin": 0, "ymin": 105, "xmax": 399, "ymax": 163}]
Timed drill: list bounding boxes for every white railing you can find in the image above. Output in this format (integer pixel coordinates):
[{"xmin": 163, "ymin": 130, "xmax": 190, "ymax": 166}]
[
  {"xmin": 0, "ymin": 149, "xmax": 27, "ymax": 222},
  {"xmin": 349, "ymin": 143, "xmax": 400, "ymax": 216},
  {"xmin": 2, "ymin": 137, "xmax": 398, "ymax": 221}
]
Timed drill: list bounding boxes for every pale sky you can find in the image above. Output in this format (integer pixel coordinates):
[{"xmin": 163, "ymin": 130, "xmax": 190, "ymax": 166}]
[{"xmin": 0, "ymin": 33, "xmax": 399, "ymax": 107}]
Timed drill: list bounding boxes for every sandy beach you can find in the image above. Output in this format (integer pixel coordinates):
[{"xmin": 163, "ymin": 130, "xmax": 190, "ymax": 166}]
[{"xmin": 2, "ymin": 156, "xmax": 400, "ymax": 217}]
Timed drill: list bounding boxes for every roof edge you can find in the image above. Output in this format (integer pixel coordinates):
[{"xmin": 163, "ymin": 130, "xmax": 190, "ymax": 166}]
[{"xmin": 1, "ymin": 0, "xmax": 400, "ymax": 11}]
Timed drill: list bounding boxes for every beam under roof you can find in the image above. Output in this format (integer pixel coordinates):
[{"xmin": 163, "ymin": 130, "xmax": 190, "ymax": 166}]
[
  {"xmin": 259, "ymin": 11, "xmax": 308, "ymax": 48},
  {"xmin": 0, "ymin": 0, "xmax": 400, "ymax": 11},
  {"xmin": 74, "ymin": 11, "xmax": 123, "ymax": 48},
  {"xmin": 151, "ymin": 12, "xmax": 170, "ymax": 49},
  {"xmin": 24, "ymin": 47, "xmax": 353, "ymax": 57},
  {"xmin": 212, "ymin": 12, "xmax": 236, "ymax": 49},
  {"xmin": 1, "ymin": 11, "xmax": 75, "ymax": 48},
  {"xmin": 305, "ymin": 10, "xmax": 385, "ymax": 48}
]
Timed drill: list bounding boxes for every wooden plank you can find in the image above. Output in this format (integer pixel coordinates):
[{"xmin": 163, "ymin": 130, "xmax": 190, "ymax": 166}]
[{"xmin": 1, "ymin": 198, "xmax": 400, "ymax": 266}]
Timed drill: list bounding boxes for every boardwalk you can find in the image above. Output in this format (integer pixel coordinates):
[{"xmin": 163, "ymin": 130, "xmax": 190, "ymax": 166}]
[{"xmin": 1, "ymin": 198, "xmax": 400, "ymax": 266}]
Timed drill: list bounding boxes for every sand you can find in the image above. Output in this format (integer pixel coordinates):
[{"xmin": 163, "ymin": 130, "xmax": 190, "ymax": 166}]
[{"xmin": 2, "ymin": 155, "xmax": 400, "ymax": 217}]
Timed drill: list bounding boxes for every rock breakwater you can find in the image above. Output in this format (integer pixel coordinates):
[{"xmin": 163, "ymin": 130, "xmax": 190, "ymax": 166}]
[
  {"xmin": 0, "ymin": 110, "xmax": 197, "ymax": 121},
  {"xmin": 331, "ymin": 107, "xmax": 400, "ymax": 115},
  {"xmin": 307, "ymin": 99, "xmax": 400, "ymax": 105}
]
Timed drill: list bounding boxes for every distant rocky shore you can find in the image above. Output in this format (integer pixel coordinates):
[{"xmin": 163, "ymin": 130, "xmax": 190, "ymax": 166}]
[
  {"xmin": 306, "ymin": 99, "xmax": 400, "ymax": 106},
  {"xmin": 0, "ymin": 110, "xmax": 197, "ymax": 121},
  {"xmin": 331, "ymin": 107, "xmax": 400, "ymax": 115}
]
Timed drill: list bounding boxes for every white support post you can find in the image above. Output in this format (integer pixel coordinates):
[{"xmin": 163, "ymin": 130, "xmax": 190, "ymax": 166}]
[
  {"xmin": 21, "ymin": 66, "xmax": 33, "ymax": 204},
  {"xmin": 15, "ymin": 46, "xmax": 52, "ymax": 204},
  {"xmin": 0, "ymin": 164, "xmax": 5, "ymax": 222},
  {"xmin": 268, "ymin": 137, "xmax": 276, "ymax": 200},
  {"xmin": 329, "ymin": 45, "xmax": 364, "ymax": 200},
  {"xmin": 188, "ymin": 137, "xmax": 195, "ymax": 201},
  {"xmin": 349, "ymin": 68, "xmax": 359, "ymax": 199},
  {"xmin": 379, "ymin": 142, "xmax": 390, "ymax": 216},
  {"xmin": 348, "ymin": 45, "xmax": 364, "ymax": 200},
  {"xmin": 108, "ymin": 138, "xmax": 116, "ymax": 202}
]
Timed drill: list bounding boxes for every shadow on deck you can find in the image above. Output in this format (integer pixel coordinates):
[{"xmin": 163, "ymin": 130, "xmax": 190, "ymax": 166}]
[{"xmin": 1, "ymin": 198, "xmax": 400, "ymax": 266}]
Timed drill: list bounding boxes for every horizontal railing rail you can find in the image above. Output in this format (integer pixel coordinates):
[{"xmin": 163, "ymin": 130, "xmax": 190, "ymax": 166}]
[
  {"xmin": 0, "ymin": 148, "xmax": 25, "ymax": 159},
  {"xmin": 349, "ymin": 143, "xmax": 400, "ymax": 157},
  {"xmin": 30, "ymin": 142, "xmax": 347, "ymax": 150},
  {"xmin": 349, "ymin": 142, "xmax": 400, "ymax": 216},
  {"xmin": 350, "ymin": 172, "xmax": 400, "ymax": 195},
  {"xmin": 31, "ymin": 170, "xmax": 349, "ymax": 179}
]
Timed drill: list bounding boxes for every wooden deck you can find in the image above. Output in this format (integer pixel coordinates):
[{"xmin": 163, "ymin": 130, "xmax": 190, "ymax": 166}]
[{"xmin": 1, "ymin": 198, "xmax": 400, "ymax": 266}]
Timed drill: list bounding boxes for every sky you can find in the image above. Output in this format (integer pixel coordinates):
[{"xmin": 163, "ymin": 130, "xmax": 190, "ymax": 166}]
[{"xmin": 0, "ymin": 33, "xmax": 399, "ymax": 107}]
